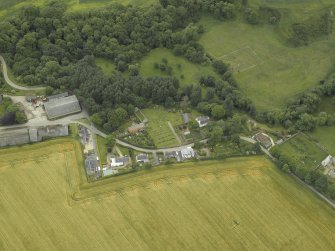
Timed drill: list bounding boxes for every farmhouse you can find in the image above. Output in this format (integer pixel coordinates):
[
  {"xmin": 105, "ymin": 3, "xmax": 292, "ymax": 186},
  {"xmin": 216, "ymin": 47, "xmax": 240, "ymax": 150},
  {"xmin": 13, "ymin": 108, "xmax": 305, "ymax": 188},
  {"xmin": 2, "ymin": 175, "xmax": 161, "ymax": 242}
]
[
  {"xmin": 195, "ymin": 116, "xmax": 210, "ymax": 127},
  {"xmin": 136, "ymin": 153, "xmax": 149, "ymax": 163},
  {"xmin": 110, "ymin": 156, "xmax": 130, "ymax": 168},
  {"xmin": 253, "ymin": 132, "xmax": 272, "ymax": 149},
  {"xmin": 128, "ymin": 122, "xmax": 145, "ymax": 134},
  {"xmin": 182, "ymin": 113, "xmax": 190, "ymax": 124},
  {"xmin": 321, "ymin": 155, "xmax": 335, "ymax": 167},
  {"xmin": 44, "ymin": 95, "xmax": 81, "ymax": 119}
]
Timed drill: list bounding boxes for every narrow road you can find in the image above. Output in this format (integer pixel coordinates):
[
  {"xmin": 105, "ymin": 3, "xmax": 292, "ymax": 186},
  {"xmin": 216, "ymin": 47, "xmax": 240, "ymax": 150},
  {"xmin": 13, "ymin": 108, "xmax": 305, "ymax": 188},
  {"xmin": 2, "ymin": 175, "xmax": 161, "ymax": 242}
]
[
  {"xmin": 115, "ymin": 139, "xmax": 194, "ymax": 154},
  {"xmin": 0, "ymin": 55, "xmax": 45, "ymax": 91}
]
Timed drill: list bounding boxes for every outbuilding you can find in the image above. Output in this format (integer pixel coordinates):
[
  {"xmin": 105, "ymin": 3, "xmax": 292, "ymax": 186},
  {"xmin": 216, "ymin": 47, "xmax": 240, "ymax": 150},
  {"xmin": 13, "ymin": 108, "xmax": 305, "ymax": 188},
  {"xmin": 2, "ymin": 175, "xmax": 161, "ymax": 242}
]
[{"xmin": 44, "ymin": 95, "xmax": 81, "ymax": 119}]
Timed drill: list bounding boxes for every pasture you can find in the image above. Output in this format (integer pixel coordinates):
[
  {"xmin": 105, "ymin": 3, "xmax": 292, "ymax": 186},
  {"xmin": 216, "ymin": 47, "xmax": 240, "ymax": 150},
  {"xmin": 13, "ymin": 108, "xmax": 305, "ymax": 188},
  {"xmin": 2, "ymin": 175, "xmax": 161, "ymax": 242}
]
[
  {"xmin": 140, "ymin": 48, "xmax": 219, "ymax": 86},
  {"xmin": 142, "ymin": 107, "xmax": 182, "ymax": 148},
  {"xmin": 309, "ymin": 126, "xmax": 335, "ymax": 155},
  {"xmin": 198, "ymin": 15, "xmax": 335, "ymax": 111},
  {"xmin": 1, "ymin": 140, "xmax": 335, "ymax": 250}
]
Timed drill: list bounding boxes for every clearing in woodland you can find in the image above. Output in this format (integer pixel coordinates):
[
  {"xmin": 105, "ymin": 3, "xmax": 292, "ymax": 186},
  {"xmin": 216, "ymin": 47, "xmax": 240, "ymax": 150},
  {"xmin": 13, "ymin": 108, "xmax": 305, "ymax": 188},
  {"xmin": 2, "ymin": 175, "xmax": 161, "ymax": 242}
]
[
  {"xmin": 0, "ymin": 139, "xmax": 335, "ymax": 250},
  {"xmin": 199, "ymin": 14, "xmax": 335, "ymax": 111}
]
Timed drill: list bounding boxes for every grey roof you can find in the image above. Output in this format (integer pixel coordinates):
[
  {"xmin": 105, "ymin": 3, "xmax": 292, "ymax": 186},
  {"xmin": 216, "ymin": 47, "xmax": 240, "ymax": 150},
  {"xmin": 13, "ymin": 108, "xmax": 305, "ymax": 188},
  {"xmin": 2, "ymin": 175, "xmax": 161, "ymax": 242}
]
[
  {"xmin": 136, "ymin": 153, "xmax": 149, "ymax": 162},
  {"xmin": 0, "ymin": 129, "xmax": 30, "ymax": 147},
  {"xmin": 29, "ymin": 128, "xmax": 38, "ymax": 142},
  {"xmin": 115, "ymin": 156, "xmax": 130, "ymax": 164},
  {"xmin": 182, "ymin": 113, "xmax": 190, "ymax": 124},
  {"xmin": 48, "ymin": 92, "xmax": 69, "ymax": 100},
  {"xmin": 44, "ymin": 95, "xmax": 81, "ymax": 119}
]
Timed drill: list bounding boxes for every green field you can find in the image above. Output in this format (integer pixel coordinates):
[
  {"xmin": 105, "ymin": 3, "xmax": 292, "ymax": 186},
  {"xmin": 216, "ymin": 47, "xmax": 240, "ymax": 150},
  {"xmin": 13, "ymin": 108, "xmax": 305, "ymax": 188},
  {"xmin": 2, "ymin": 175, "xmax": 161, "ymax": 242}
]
[
  {"xmin": 96, "ymin": 135, "xmax": 108, "ymax": 164},
  {"xmin": 1, "ymin": 140, "xmax": 335, "ymax": 250},
  {"xmin": 198, "ymin": 15, "xmax": 335, "ymax": 111},
  {"xmin": 143, "ymin": 107, "xmax": 182, "ymax": 148},
  {"xmin": 140, "ymin": 48, "xmax": 219, "ymax": 86},
  {"xmin": 272, "ymin": 133, "xmax": 328, "ymax": 170},
  {"xmin": 309, "ymin": 126, "xmax": 335, "ymax": 155}
]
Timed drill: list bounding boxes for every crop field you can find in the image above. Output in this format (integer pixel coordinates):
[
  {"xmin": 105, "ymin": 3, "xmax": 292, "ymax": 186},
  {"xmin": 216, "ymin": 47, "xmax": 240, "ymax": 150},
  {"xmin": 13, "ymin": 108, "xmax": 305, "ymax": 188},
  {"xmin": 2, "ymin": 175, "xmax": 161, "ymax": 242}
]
[
  {"xmin": 142, "ymin": 107, "xmax": 182, "ymax": 148},
  {"xmin": 140, "ymin": 48, "xmax": 219, "ymax": 86},
  {"xmin": 272, "ymin": 133, "xmax": 328, "ymax": 170},
  {"xmin": 1, "ymin": 140, "xmax": 335, "ymax": 250},
  {"xmin": 198, "ymin": 16, "xmax": 335, "ymax": 111}
]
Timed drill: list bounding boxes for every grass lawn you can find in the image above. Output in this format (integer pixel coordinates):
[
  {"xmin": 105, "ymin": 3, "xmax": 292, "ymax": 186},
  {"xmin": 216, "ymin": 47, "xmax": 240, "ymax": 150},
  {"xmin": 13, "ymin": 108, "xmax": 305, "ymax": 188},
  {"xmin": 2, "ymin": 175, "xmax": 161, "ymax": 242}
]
[
  {"xmin": 309, "ymin": 126, "xmax": 335, "ymax": 155},
  {"xmin": 96, "ymin": 135, "xmax": 108, "ymax": 164},
  {"xmin": 1, "ymin": 140, "xmax": 335, "ymax": 250},
  {"xmin": 142, "ymin": 107, "xmax": 182, "ymax": 148},
  {"xmin": 198, "ymin": 16, "xmax": 335, "ymax": 111},
  {"xmin": 272, "ymin": 133, "xmax": 328, "ymax": 171},
  {"xmin": 140, "ymin": 48, "xmax": 219, "ymax": 86},
  {"xmin": 95, "ymin": 57, "xmax": 115, "ymax": 77}
]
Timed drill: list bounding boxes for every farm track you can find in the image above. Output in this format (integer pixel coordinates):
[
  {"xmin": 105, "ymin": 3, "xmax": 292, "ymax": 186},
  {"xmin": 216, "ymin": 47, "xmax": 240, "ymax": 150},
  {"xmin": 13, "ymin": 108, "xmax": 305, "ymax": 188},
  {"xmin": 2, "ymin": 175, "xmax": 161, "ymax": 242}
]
[{"xmin": 0, "ymin": 55, "xmax": 46, "ymax": 91}]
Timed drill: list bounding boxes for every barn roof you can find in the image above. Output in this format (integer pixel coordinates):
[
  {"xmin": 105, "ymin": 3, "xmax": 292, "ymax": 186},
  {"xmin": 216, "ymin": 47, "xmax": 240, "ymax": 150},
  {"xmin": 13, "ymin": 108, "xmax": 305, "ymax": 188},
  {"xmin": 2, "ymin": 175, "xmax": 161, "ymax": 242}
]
[{"xmin": 44, "ymin": 95, "xmax": 81, "ymax": 119}]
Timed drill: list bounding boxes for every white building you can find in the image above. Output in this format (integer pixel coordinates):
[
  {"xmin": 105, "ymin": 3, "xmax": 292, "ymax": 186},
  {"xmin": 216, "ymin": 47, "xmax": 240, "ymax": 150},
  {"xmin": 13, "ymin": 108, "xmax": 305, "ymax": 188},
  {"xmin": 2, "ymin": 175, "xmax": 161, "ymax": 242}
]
[
  {"xmin": 321, "ymin": 155, "xmax": 335, "ymax": 167},
  {"xmin": 110, "ymin": 156, "xmax": 129, "ymax": 168},
  {"xmin": 181, "ymin": 147, "xmax": 195, "ymax": 159}
]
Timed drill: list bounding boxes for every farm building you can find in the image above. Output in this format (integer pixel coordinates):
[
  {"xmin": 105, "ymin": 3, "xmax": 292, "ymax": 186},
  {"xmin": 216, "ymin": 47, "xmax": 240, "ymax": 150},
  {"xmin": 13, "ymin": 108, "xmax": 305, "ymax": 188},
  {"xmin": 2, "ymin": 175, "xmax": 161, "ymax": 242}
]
[
  {"xmin": 44, "ymin": 95, "xmax": 81, "ymax": 119},
  {"xmin": 36, "ymin": 124, "xmax": 68, "ymax": 141},
  {"xmin": 253, "ymin": 133, "xmax": 273, "ymax": 149},
  {"xmin": 128, "ymin": 123, "xmax": 145, "ymax": 134},
  {"xmin": 136, "ymin": 153, "xmax": 149, "ymax": 163},
  {"xmin": 0, "ymin": 129, "xmax": 30, "ymax": 147},
  {"xmin": 321, "ymin": 155, "xmax": 335, "ymax": 167},
  {"xmin": 0, "ymin": 125, "xmax": 69, "ymax": 148},
  {"xmin": 195, "ymin": 116, "xmax": 210, "ymax": 127},
  {"xmin": 110, "ymin": 156, "xmax": 130, "ymax": 168},
  {"xmin": 182, "ymin": 113, "xmax": 190, "ymax": 124}
]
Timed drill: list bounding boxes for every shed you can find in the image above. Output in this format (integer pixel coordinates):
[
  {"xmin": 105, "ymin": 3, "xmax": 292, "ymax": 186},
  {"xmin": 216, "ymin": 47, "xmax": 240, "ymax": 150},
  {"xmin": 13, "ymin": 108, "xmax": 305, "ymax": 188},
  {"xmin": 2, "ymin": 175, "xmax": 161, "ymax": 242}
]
[
  {"xmin": 182, "ymin": 113, "xmax": 190, "ymax": 124},
  {"xmin": 44, "ymin": 95, "xmax": 81, "ymax": 119}
]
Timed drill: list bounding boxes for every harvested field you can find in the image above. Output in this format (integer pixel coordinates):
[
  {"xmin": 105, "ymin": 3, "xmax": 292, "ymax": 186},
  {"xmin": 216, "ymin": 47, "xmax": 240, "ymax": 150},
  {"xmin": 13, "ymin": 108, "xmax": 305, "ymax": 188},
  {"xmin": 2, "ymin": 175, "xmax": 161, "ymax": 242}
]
[{"xmin": 0, "ymin": 139, "xmax": 335, "ymax": 250}]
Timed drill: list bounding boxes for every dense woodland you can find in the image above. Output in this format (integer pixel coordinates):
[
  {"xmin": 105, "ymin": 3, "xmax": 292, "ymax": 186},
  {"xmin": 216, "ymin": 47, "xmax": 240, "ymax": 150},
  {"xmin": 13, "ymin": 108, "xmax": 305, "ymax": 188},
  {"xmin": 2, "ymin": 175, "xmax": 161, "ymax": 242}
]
[{"xmin": 0, "ymin": 0, "xmax": 256, "ymax": 131}]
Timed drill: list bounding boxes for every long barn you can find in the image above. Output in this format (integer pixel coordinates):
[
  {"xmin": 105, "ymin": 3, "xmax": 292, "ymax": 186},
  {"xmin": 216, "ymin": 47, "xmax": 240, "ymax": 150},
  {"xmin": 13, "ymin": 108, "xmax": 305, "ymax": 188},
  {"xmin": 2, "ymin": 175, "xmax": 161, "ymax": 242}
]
[{"xmin": 44, "ymin": 95, "xmax": 81, "ymax": 119}]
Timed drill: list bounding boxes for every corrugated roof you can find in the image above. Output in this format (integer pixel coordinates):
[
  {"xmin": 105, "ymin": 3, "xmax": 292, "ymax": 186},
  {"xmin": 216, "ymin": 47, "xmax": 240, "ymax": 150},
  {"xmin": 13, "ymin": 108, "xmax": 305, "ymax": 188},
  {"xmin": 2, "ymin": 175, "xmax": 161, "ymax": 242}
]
[{"xmin": 44, "ymin": 95, "xmax": 81, "ymax": 119}]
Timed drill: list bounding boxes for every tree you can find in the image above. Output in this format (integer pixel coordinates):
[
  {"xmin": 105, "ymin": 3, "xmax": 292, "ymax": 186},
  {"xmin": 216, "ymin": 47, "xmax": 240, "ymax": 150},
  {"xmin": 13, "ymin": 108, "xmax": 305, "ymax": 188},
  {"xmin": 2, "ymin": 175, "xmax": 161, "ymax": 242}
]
[
  {"xmin": 315, "ymin": 175, "xmax": 328, "ymax": 193},
  {"xmin": 211, "ymin": 104, "xmax": 226, "ymax": 119}
]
